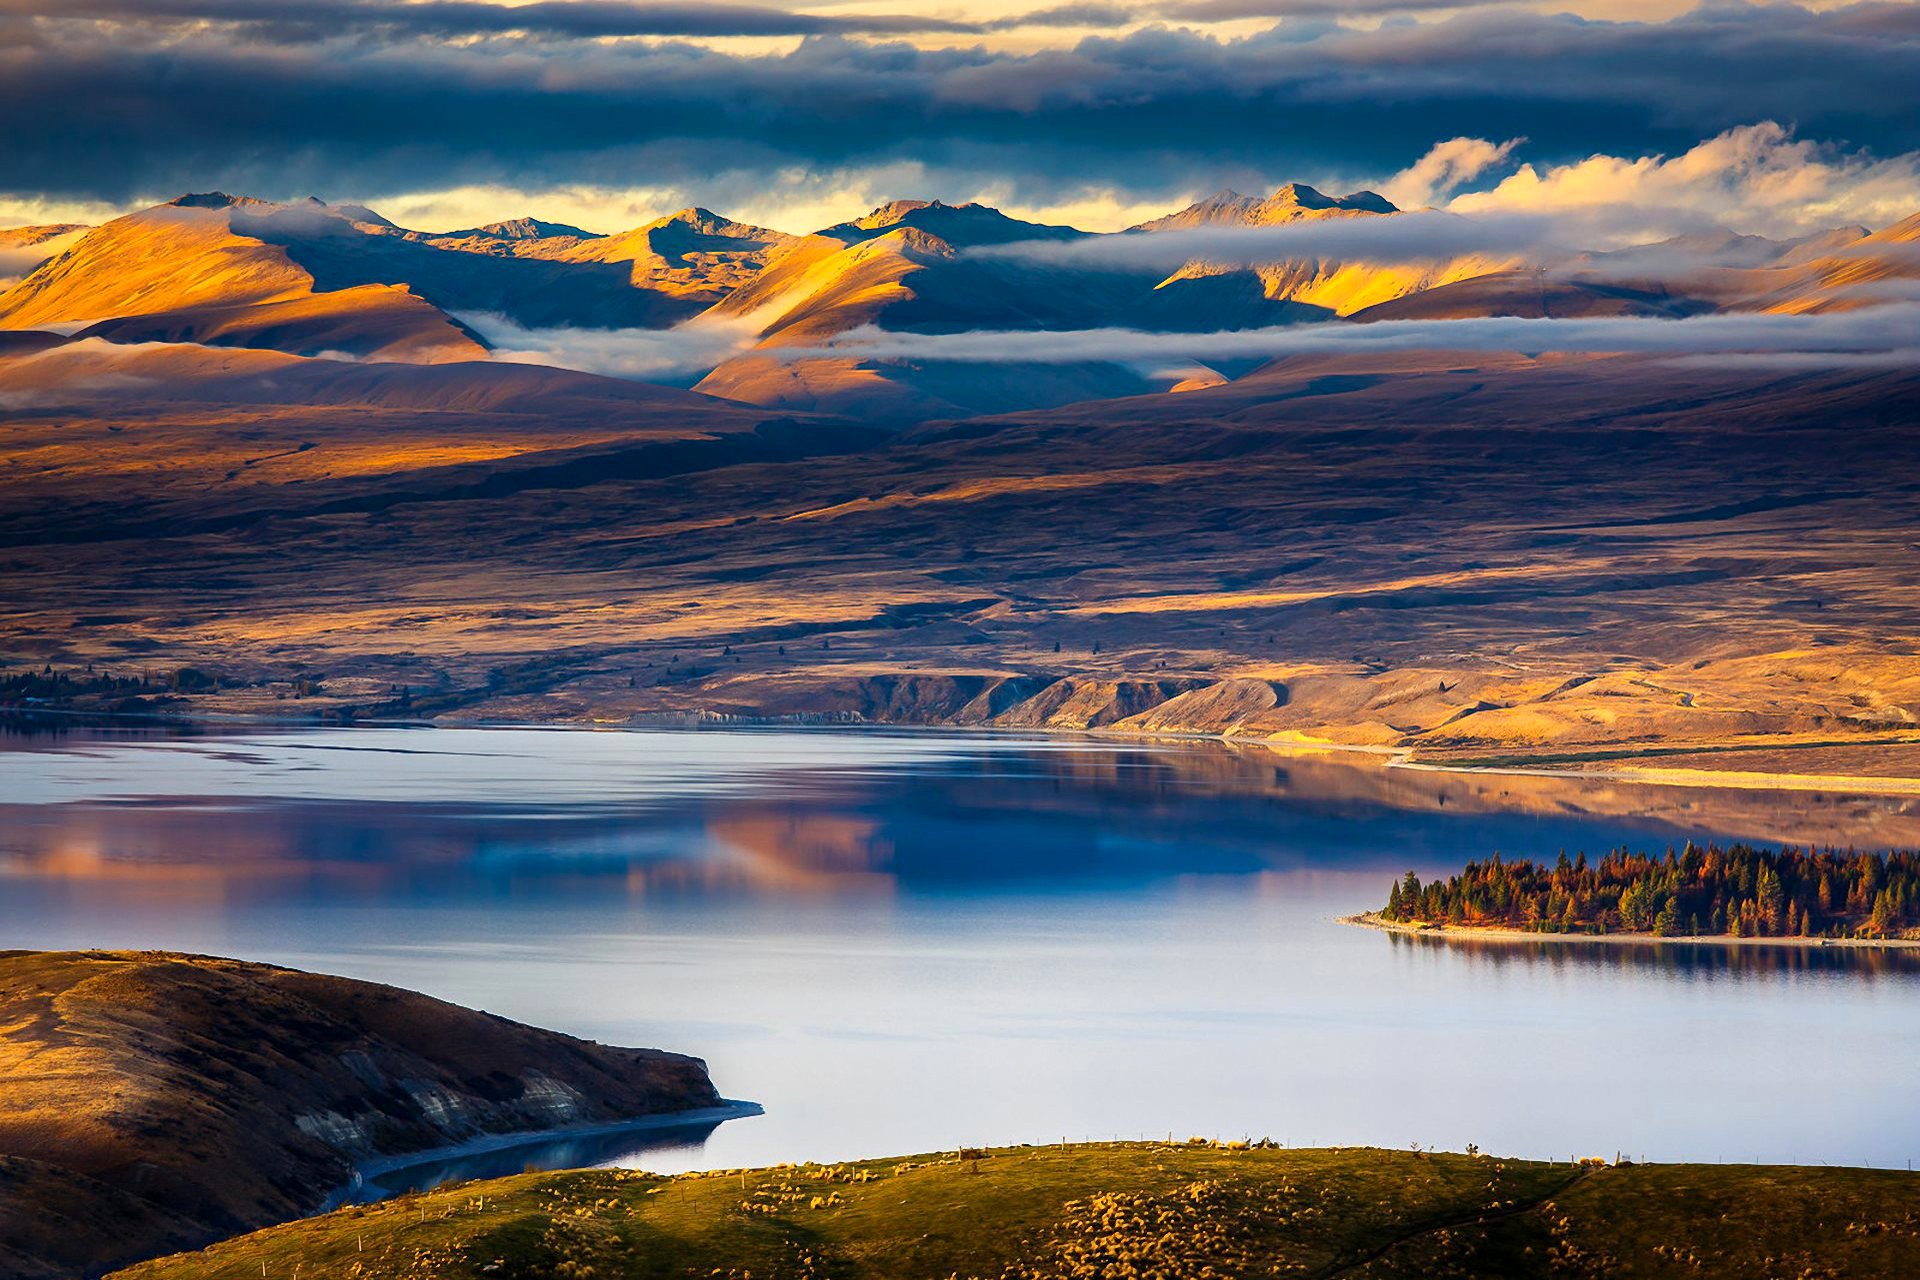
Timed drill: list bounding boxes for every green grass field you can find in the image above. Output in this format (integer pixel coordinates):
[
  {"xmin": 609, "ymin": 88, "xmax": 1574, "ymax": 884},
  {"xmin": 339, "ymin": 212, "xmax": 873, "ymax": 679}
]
[{"xmin": 108, "ymin": 1142, "xmax": 1920, "ymax": 1280}]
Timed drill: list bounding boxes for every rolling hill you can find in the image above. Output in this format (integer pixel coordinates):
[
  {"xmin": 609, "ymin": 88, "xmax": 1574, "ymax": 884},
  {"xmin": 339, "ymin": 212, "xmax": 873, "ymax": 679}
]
[
  {"xmin": 0, "ymin": 197, "xmax": 484, "ymax": 362},
  {"xmin": 108, "ymin": 1142, "xmax": 1920, "ymax": 1280},
  {"xmin": 6, "ymin": 331, "xmax": 1919, "ymax": 783},
  {"xmin": 0, "ymin": 951, "xmax": 722, "ymax": 1280}
]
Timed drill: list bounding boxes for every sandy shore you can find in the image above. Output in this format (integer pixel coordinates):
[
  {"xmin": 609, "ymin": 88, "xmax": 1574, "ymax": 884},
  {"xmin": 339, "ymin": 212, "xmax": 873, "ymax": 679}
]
[
  {"xmin": 1387, "ymin": 756, "xmax": 1920, "ymax": 798},
  {"xmin": 19, "ymin": 702, "xmax": 1920, "ymax": 802},
  {"xmin": 1340, "ymin": 912, "xmax": 1920, "ymax": 951}
]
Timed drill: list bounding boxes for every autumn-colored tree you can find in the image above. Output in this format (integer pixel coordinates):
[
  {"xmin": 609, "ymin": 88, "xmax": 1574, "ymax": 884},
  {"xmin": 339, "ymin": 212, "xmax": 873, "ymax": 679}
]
[{"xmin": 1381, "ymin": 844, "xmax": 1918, "ymax": 939}]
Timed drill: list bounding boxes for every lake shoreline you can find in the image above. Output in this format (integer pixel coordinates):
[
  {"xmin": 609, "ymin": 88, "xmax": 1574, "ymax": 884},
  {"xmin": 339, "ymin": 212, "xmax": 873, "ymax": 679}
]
[
  {"xmin": 14, "ymin": 703, "xmax": 1920, "ymax": 800},
  {"xmin": 1341, "ymin": 911, "xmax": 1920, "ymax": 950},
  {"xmin": 324, "ymin": 1098, "xmax": 765, "ymax": 1209}
]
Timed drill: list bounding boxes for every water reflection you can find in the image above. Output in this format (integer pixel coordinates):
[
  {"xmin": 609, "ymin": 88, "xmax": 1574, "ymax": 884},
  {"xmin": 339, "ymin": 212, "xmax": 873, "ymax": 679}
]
[
  {"xmin": 1385, "ymin": 928, "xmax": 1920, "ymax": 979},
  {"xmin": 7, "ymin": 725, "xmax": 1920, "ymax": 906},
  {"xmin": 338, "ymin": 1114, "xmax": 741, "ymax": 1205},
  {"xmin": 5, "ymin": 724, "xmax": 1920, "ymax": 1171}
]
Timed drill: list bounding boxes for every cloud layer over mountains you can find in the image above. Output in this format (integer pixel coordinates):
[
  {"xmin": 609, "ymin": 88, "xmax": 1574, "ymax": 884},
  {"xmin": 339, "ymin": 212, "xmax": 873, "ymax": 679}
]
[
  {"xmin": 4, "ymin": 1, "xmax": 1919, "ymax": 228},
  {"xmin": 786, "ymin": 304, "xmax": 1920, "ymax": 369}
]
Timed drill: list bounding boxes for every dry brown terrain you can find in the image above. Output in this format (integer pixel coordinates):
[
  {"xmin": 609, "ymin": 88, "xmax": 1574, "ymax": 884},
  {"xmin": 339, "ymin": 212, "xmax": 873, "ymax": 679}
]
[
  {"xmin": 4, "ymin": 339, "xmax": 1920, "ymax": 789},
  {"xmin": 0, "ymin": 951, "xmax": 721, "ymax": 1279},
  {"xmin": 4, "ymin": 190, "xmax": 1920, "ymax": 783}
]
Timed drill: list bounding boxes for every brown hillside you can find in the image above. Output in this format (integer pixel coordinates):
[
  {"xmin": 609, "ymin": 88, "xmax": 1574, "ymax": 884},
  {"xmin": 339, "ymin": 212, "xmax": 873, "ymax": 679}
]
[{"xmin": 0, "ymin": 951, "xmax": 719, "ymax": 1279}]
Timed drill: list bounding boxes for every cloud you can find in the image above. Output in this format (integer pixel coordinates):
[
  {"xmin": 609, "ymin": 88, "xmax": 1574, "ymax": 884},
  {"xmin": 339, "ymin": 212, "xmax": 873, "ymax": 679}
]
[
  {"xmin": 14, "ymin": 0, "xmax": 985, "ymax": 39},
  {"xmin": 0, "ymin": 244, "xmax": 68, "ymax": 287},
  {"xmin": 1156, "ymin": 0, "xmax": 1507, "ymax": 19},
  {"xmin": 973, "ymin": 196, "xmax": 1782, "ymax": 272},
  {"xmin": 771, "ymin": 303, "xmax": 1920, "ymax": 365},
  {"xmin": 465, "ymin": 312, "xmax": 765, "ymax": 381},
  {"xmin": 977, "ymin": 209, "xmax": 1564, "ymax": 270},
  {"xmin": 1379, "ymin": 136, "xmax": 1523, "ymax": 209},
  {"xmin": 1, "ymin": 3, "xmax": 1917, "ymax": 225},
  {"xmin": 1448, "ymin": 122, "xmax": 1920, "ymax": 237}
]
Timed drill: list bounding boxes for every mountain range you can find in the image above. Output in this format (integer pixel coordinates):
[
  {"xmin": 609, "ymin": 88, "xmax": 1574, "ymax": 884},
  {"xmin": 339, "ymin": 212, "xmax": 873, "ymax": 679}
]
[
  {"xmin": 4, "ymin": 184, "xmax": 1912, "ymax": 420},
  {"xmin": 3, "ymin": 181, "xmax": 1919, "ymax": 772}
]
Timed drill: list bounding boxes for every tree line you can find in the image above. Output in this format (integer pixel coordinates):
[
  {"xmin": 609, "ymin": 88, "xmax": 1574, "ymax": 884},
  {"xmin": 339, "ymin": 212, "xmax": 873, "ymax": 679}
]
[{"xmin": 1381, "ymin": 844, "xmax": 1920, "ymax": 940}]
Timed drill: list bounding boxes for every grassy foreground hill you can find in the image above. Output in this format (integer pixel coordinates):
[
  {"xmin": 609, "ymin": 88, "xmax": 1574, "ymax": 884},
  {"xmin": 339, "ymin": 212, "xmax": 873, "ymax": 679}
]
[
  {"xmin": 111, "ymin": 1142, "xmax": 1920, "ymax": 1280},
  {"xmin": 0, "ymin": 952, "xmax": 721, "ymax": 1279}
]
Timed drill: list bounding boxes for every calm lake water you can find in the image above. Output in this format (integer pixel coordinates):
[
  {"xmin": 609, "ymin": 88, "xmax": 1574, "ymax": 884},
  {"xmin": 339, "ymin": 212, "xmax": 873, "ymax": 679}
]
[{"xmin": 5, "ymin": 723, "xmax": 1920, "ymax": 1181}]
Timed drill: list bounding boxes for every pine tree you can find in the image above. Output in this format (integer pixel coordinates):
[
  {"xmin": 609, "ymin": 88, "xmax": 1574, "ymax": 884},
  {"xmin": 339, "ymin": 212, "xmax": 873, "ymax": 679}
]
[
  {"xmin": 1871, "ymin": 889, "xmax": 1895, "ymax": 937},
  {"xmin": 1757, "ymin": 865, "xmax": 1785, "ymax": 934}
]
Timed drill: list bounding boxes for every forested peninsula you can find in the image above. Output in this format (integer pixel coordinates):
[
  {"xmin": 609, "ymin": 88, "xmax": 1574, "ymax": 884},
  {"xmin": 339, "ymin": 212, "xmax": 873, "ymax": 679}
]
[{"xmin": 1371, "ymin": 844, "xmax": 1920, "ymax": 942}]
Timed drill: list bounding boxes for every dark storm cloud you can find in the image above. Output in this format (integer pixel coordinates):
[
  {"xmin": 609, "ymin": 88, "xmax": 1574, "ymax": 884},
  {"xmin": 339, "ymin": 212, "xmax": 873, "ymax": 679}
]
[
  {"xmin": 7, "ymin": 0, "xmax": 984, "ymax": 38},
  {"xmin": 1157, "ymin": 0, "xmax": 1508, "ymax": 18},
  {"xmin": 2, "ymin": 1, "xmax": 1917, "ymax": 210}
]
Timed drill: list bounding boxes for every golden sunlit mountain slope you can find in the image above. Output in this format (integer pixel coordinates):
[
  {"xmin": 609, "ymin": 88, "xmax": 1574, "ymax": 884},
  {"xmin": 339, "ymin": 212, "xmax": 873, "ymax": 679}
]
[
  {"xmin": 217, "ymin": 198, "xmax": 719, "ymax": 330},
  {"xmin": 1349, "ymin": 270, "xmax": 1713, "ymax": 320},
  {"xmin": 1747, "ymin": 210, "xmax": 1920, "ymax": 313},
  {"xmin": 11, "ymin": 187, "xmax": 1918, "ymax": 424},
  {"xmin": 1245, "ymin": 249, "xmax": 1527, "ymax": 315},
  {"xmin": 0, "ymin": 197, "xmax": 485, "ymax": 362},
  {"xmin": 1140, "ymin": 185, "xmax": 1527, "ymax": 317},
  {"xmin": 553, "ymin": 207, "xmax": 797, "ymax": 303},
  {"xmin": 704, "ymin": 202, "xmax": 1143, "ymax": 340},
  {"xmin": 6, "ymin": 344, "xmax": 1919, "ymax": 787},
  {"xmin": 694, "ymin": 211, "xmax": 1176, "ymax": 419},
  {"xmin": 427, "ymin": 216, "xmax": 599, "ymax": 245},
  {"xmin": 818, "ymin": 198, "xmax": 1085, "ymax": 246},
  {"xmin": 1131, "ymin": 183, "xmax": 1398, "ymax": 231},
  {"xmin": 1482, "ymin": 222, "xmax": 1910, "ymax": 319},
  {"xmin": 0, "ymin": 195, "xmax": 802, "ymax": 363}
]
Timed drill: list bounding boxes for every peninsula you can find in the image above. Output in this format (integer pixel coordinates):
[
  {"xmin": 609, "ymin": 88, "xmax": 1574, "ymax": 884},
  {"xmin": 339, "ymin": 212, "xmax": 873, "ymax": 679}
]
[
  {"xmin": 1356, "ymin": 844, "xmax": 1920, "ymax": 946},
  {"xmin": 0, "ymin": 951, "xmax": 729, "ymax": 1279}
]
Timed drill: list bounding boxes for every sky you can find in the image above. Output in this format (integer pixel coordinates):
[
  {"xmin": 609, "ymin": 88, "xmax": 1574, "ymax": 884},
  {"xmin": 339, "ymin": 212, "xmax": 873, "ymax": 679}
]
[{"xmin": 1, "ymin": 0, "xmax": 1918, "ymax": 236}]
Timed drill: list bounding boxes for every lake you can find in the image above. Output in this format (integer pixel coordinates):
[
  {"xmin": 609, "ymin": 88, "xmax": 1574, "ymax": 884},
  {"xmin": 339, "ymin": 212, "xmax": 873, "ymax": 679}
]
[{"xmin": 4, "ymin": 723, "xmax": 1919, "ymax": 1184}]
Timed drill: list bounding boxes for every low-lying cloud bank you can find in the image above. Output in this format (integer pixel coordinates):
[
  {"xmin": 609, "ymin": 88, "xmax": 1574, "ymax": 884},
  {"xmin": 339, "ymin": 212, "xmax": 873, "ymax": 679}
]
[
  {"xmin": 464, "ymin": 313, "xmax": 763, "ymax": 382},
  {"xmin": 773, "ymin": 305, "xmax": 1920, "ymax": 366},
  {"xmin": 977, "ymin": 210, "xmax": 1559, "ymax": 270},
  {"xmin": 979, "ymin": 125, "xmax": 1920, "ymax": 270},
  {"xmin": 456, "ymin": 302, "xmax": 1920, "ymax": 384}
]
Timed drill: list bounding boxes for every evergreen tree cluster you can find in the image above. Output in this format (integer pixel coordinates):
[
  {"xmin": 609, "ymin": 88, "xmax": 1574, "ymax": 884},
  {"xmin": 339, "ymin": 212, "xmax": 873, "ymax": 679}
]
[
  {"xmin": 1380, "ymin": 844, "xmax": 1920, "ymax": 940},
  {"xmin": 0, "ymin": 665, "xmax": 226, "ymax": 708}
]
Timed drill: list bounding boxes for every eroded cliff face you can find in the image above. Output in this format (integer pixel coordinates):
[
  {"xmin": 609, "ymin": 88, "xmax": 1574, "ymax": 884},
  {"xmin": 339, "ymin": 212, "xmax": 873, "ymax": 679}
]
[
  {"xmin": 421, "ymin": 647, "xmax": 1920, "ymax": 772},
  {"xmin": 0, "ymin": 951, "xmax": 719, "ymax": 1279}
]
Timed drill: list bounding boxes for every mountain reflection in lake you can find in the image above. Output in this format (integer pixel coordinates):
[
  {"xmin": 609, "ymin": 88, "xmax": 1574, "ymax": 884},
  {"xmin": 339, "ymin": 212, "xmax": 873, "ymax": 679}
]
[{"xmin": 4, "ymin": 725, "xmax": 1920, "ymax": 1172}]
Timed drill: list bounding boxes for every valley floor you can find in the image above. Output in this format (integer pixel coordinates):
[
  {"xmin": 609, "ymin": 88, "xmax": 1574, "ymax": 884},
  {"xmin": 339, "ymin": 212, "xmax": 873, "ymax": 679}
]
[{"xmin": 7, "ymin": 349, "xmax": 1920, "ymax": 786}]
